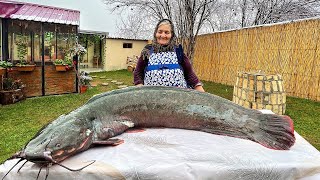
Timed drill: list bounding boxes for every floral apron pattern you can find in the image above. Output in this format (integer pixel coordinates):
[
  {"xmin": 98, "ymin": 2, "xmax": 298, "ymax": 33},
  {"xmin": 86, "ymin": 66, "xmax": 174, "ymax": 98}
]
[{"xmin": 144, "ymin": 50, "xmax": 187, "ymax": 88}]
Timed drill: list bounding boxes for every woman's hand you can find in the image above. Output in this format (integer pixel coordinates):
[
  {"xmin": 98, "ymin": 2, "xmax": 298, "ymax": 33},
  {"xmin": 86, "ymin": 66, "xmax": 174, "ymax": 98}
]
[
  {"xmin": 136, "ymin": 84, "xmax": 143, "ymax": 87},
  {"xmin": 195, "ymin": 85, "xmax": 205, "ymax": 92}
]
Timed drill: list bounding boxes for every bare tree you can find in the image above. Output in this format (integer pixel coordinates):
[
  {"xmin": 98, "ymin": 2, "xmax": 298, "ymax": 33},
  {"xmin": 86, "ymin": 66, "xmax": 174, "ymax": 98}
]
[
  {"xmin": 103, "ymin": 0, "xmax": 320, "ymax": 61},
  {"xmin": 211, "ymin": 0, "xmax": 243, "ymax": 31},
  {"xmin": 242, "ymin": 0, "xmax": 320, "ymax": 26},
  {"xmin": 239, "ymin": 0, "xmax": 251, "ymax": 27},
  {"xmin": 114, "ymin": 11, "xmax": 153, "ymax": 39},
  {"xmin": 102, "ymin": 0, "xmax": 218, "ymax": 63},
  {"xmin": 209, "ymin": 0, "xmax": 320, "ymax": 30}
]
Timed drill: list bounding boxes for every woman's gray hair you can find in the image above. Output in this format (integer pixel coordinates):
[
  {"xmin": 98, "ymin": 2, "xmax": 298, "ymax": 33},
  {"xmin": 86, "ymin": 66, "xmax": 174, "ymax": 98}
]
[
  {"xmin": 151, "ymin": 19, "xmax": 177, "ymax": 52},
  {"xmin": 158, "ymin": 20, "xmax": 172, "ymax": 29},
  {"xmin": 153, "ymin": 19, "xmax": 176, "ymax": 42},
  {"xmin": 141, "ymin": 19, "xmax": 179, "ymax": 60}
]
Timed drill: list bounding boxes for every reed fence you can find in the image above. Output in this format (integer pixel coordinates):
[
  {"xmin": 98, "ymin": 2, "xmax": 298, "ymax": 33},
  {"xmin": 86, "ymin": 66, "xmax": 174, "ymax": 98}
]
[{"xmin": 193, "ymin": 18, "xmax": 320, "ymax": 101}]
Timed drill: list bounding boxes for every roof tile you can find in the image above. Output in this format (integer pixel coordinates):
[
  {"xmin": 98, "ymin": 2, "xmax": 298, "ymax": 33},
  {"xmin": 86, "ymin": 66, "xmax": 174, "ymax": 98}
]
[{"xmin": 0, "ymin": 1, "xmax": 80, "ymax": 25}]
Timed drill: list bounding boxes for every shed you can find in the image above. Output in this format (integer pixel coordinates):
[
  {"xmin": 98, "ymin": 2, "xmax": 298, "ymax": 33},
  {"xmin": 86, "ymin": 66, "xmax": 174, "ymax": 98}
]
[{"xmin": 103, "ymin": 37, "xmax": 148, "ymax": 71}]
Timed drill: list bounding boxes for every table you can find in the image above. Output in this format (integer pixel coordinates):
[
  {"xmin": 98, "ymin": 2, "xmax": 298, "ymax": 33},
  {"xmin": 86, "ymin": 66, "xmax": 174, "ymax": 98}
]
[{"xmin": 1, "ymin": 128, "xmax": 320, "ymax": 180}]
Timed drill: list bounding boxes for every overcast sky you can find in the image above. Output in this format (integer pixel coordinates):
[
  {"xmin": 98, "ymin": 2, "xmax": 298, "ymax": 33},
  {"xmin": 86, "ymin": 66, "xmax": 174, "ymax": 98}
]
[{"xmin": 16, "ymin": 0, "xmax": 118, "ymax": 34}]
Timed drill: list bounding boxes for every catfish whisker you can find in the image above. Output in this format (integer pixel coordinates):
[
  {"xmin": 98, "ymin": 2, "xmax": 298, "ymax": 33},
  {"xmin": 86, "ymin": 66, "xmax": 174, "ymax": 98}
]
[
  {"xmin": 36, "ymin": 165, "xmax": 43, "ymax": 180},
  {"xmin": 17, "ymin": 159, "xmax": 28, "ymax": 172},
  {"xmin": 45, "ymin": 164, "xmax": 50, "ymax": 180},
  {"xmin": 1, "ymin": 158, "xmax": 24, "ymax": 180},
  {"xmin": 55, "ymin": 160, "xmax": 96, "ymax": 171},
  {"xmin": 43, "ymin": 150, "xmax": 96, "ymax": 171}
]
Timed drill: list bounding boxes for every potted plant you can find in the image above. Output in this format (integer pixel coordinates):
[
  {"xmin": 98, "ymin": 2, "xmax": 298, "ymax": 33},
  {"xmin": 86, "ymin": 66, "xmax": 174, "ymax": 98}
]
[
  {"xmin": 15, "ymin": 60, "xmax": 36, "ymax": 72},
  {"xmin": 79, "ymin": 71, "xmax": 92, "ymax": 93},
  {"xmin": 69, "ymin": 43, "xmax": 87, "ymax": 57},
  {"xmin": 0, "ymin": 61, "xmax": 13, "ymax": 76},
  {"xmin": 53, "ymin": 56, "xmax": 73, "ymax": 72},
  {"xmin": 0, "ymin": 78, "xmax": 26, "ymax": 105},
  {"xmin": 53, "ymin": 59, "xmax": 67, "ymax": 71}
]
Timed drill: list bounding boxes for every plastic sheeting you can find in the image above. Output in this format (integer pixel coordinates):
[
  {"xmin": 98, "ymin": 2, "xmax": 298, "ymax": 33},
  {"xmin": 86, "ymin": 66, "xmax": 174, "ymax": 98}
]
[{"xmin": 1, "ymin": 128, "xmax": 320, "ymax": 180}]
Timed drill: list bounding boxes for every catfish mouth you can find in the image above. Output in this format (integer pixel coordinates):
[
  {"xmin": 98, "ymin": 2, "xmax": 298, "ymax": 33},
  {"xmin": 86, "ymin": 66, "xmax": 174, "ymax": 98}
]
[
  {"xmin": 50, "ymin": 131, "xmax": 94, "ymax": 163},
  {"xmin": 10, "ymin": 151, "xmax": 50, "ymax": 164},
  {"xmin": 24, "ymin": 150, "xmax": 68, "ymax": 164},
  {"xmin": 27, "ymin": 157, "xmax": 51, "ymax": 164},
  {"xmin": 51, "ymin": 149, "xmax": 77, "ymax": 163}
]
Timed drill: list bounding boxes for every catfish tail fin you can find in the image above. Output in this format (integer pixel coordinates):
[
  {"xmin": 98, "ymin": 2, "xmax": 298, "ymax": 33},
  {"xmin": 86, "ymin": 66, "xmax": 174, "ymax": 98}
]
[{"xmin": 254, "ymin": 114, "xmax": 295, "ymax": 150}]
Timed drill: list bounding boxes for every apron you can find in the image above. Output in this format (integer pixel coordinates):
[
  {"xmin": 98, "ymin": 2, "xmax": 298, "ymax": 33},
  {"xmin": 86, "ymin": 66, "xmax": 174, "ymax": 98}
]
[{"xmin": 144, "ymin": 49, "xmax": 187, "ymax": 88}]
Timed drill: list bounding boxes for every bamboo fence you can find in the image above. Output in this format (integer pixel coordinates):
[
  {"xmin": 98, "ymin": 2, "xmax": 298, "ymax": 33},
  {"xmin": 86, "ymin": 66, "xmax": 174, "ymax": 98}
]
[{"xmin": 193, "ymin": 18, "xmax": 320, "ymax": 101}]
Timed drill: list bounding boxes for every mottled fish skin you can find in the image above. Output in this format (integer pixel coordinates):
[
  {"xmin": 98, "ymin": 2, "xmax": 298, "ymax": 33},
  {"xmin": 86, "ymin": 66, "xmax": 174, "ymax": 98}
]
[{"xmin": 18, "ymin": 86, "xmax": 295, "ymax": 164}]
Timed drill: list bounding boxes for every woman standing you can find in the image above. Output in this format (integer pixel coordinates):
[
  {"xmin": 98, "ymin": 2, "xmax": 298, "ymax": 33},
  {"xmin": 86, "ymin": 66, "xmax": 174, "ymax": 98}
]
[{"xmin": 134, "ymin": 19, "xmax": 205, "ymax": 92}]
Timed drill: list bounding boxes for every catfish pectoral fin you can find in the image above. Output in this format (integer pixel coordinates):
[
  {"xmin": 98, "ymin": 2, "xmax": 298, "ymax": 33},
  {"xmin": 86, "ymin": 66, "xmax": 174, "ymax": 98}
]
[
  {"xmin": 93, "ymin": 138, "xmax": 124, "ymax": 146},
  {"xmin": 95, "ymin": 120, "xmax": 134, "ymax": 139}
]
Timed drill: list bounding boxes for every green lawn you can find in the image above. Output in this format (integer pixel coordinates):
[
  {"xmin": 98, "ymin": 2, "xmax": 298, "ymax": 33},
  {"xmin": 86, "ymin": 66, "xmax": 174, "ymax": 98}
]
[{"xmin": 0, "ymin": 69, "xmax": 319, "ymax": 163}]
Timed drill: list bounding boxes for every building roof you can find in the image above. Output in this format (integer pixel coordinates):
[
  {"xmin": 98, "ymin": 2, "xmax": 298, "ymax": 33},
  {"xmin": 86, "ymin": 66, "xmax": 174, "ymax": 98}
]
[
  {"xmin": 80, "ymin": 29, "xmax": 109, "ymax": 38},
  {"xmin": 106, "ymin": 36, "xmax": 148, "ymax": 41},
  {"xmin": 0, "ymin": 0, "xmax": 80, "ymax": 25}
]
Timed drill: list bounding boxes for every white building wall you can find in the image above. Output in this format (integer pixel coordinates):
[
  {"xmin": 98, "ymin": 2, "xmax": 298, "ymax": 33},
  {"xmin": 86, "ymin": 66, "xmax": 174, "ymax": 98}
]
[{"xmin": 104, "ymin": 38, "xmax": 148, "ymax": 71}]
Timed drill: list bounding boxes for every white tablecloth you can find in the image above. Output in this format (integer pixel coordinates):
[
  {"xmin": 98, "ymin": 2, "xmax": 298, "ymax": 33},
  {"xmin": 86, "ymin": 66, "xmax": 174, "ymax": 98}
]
[{"xmin": 1, "ymin": 128, "xmax": 320, "ymax": 180}]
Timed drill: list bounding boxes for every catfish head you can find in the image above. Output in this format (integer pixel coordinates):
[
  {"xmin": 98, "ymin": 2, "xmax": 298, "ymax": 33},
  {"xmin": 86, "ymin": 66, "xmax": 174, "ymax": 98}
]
[{"xmin": 18, "ymin": 114, "xmax": 94, "ymax": 164}]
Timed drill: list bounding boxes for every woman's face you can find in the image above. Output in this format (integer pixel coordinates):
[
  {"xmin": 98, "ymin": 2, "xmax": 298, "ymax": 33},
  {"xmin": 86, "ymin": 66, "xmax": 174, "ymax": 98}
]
[{"xmin": 156, "ymin": 24, "xmax": 172, "ymax": 45}]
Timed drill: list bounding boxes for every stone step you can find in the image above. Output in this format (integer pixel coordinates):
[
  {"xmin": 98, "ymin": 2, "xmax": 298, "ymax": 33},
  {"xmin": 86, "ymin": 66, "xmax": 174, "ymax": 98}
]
[
  {"xmin": 117, "ymin": 85, "xmax": 128, "ymax": 89},
  {"xmin": 115, "ymin": 82, "xmax": 123, "ymax": 85}
]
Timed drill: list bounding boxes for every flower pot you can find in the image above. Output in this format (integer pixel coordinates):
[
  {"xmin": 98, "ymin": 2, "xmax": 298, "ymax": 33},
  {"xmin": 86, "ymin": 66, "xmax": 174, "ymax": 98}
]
[
  {"xmin": 16, "ymin": 65, "xmax": 36, "ymax": 72},
  {"xmin": 0, "ymin": 88, "xmax": 25, "ymax": 105},
  {"xmin": 55, "ymin": 65, "xmax": 67, "ymax": 71},
  {"xmin": 80, "ymin": 85, "xmax": 88, "ymax": 93},
  {"xmin": 55, "ymin": 65, "xmax": 73, "ymax": 71},
  {"xmin": 0, "ymin": 68, "xmax": 6, "ymax": 76}
]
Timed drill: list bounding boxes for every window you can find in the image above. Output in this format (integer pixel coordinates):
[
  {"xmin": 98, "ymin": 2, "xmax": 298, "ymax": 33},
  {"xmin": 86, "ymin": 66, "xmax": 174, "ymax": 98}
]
[
  {"xmin": 123, "ymin": 43, "xmax": 132, "ymax": 48},
  {"xmin": 43, "ymin": 24, "xmax": 56, "ymax": 61},
  {"xmin": 42, "ymin": 24, "xmax": 76, "ymax": 62},
  {"xmin": 33, "ymin": 34, "xmax": 41, "ymax": 62},
  {"xmin": 56, "ymin": 25, "xmax": 77, "ymax": 62},
  {"xmin": 6, "ymin": 20, "xmax": 77, "ymax": 63},
  {"xmin": 8, "ymin": 20, "xmax": 32, "ymax": 64}
]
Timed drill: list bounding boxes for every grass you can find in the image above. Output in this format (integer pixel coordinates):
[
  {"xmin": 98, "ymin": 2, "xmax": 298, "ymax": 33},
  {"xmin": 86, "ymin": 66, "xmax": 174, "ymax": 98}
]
[{"xmin": 0, "ymin": 69, "xmax": 319, "ymax": 163}]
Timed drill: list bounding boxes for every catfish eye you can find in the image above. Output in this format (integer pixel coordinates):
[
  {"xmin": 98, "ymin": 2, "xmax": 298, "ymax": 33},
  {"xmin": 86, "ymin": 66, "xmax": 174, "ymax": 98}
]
[{"xmin": 55, "ymin": 143, "xmax": 61, "ymax": 147}]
